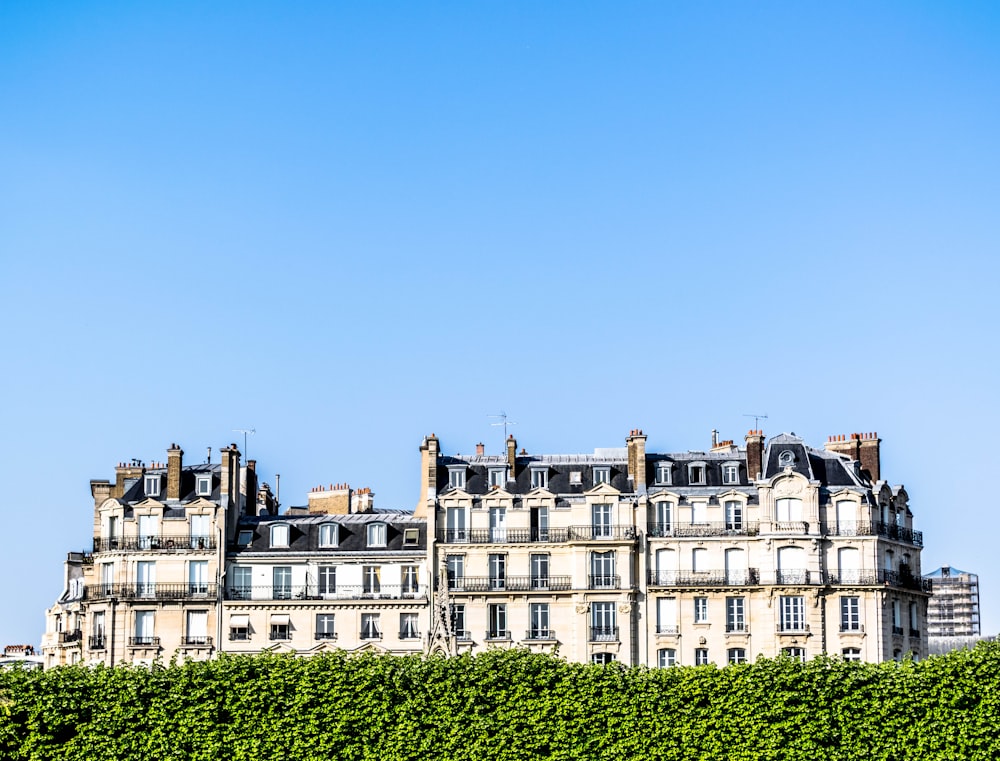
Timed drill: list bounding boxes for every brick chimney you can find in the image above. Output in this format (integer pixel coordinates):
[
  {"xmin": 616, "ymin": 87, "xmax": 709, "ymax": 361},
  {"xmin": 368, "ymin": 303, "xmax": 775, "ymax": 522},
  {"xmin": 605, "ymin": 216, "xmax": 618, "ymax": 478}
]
[
  {"xmin": 824, "ymin": 433, "xmax": 861, "ymax": 461},
  {"xmin": 745, "ymin": 430, "xmax": 764, "ymax": 481},
  {"xmin": 415, "ymin": 433, "xmax": 439, "ymax": 517},
  {"xmin": 167, "ymin": 444, "xmax": 183, "ymax": 500},
  {"xmin": 476, "ymin": 442, "xmax": 485, "ymax": 456},
  {"xmin": 112, "ymin": 462, "xmax": 145, "ymax": 499},
  {"xmin": 626, "ymin": 429, "xmax": 647, "ymax": 490},
  {"xmin": 308, "ymin": 483, "xmax": 351, "ymax": 514},
  {"xmin": 859, "ymin": 432, "xmax": 881, "ymax": 482},
  {"xmin": 351, "ymin": 487, "xmax": 375, "ymax": 513},
  {"xmin": 507, "ymin": 435, "xmax": 517, "ymax": 479}
]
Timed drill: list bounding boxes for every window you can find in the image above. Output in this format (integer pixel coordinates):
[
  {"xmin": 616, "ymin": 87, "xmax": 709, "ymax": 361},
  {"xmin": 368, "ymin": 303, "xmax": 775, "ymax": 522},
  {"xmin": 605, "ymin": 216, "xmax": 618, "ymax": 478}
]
[
  {"xmin": 530, "ymin": 554, "xmax": 550, "ymax": 589},
  {"xmin": 229, "ymin": 615, "xmax": 250, "ymax": 641},
  {"xmin": 185, "ymin": 611, "xmax": 209, "ymax": 645},
  {"xmin": 593, "ymin": 466, "xmax": 611, "ymax": 485},
  {"xmin": 100, "ymin": 562, "xmax": 114, "ymax": 594},
  {"xmin": 361, "ymin": 613, "xmax": 381, "ymax": 639},
  {"xmin": 196, "ymin": 475, "xmax": 212, "ymax": 496},
  {"xmin": 591, "ymin": 602, "xmax": 617, "ymax": 641},
  {"xmin": 724, "ymin": 501, "xmax": 743, "ymax": 531},
  {"xmin": 318, "ymin": 524, "xmax": 338, "ymax": 548},
  {"xmin": 590, "ymin": 551, "xmax": 616, "ymax": 588},
  {"xmin": 691, "ymin": 501, "xmax": 708, "ymax": 524},
  {"xmin": 448, "ymin": 467, "xmax": 466, "ymax": 490},
  {"xmin": 401, "ymin": 565, "xmax": 419, "ymax": 595},
  {"xmin": 692, "ymin": 548, "xmax": 708, "ymax": 573},
  {"xmin": 658, "ymin": 648, "xmax": 677, "ymax": 667},
  {"xmin": 909, "ymin": 602, "xmax": 919, "ymax": 632},
  {"xmin": 531, "ymin": 468, "xmax": 548, "ymax": 490},
  {"xmin": 694, "ymin": 597, "xmax": 708, "ymax": 623},
  {"xmin": 270, "ymin": 524, "xmax": 289, "ymax": 548},
  {"xmin": 488, "ymin": 468, "xmax": 507, "ymax": 488},
  {"xmin": 367, "ymin": 523, "xmax": 387, "ymax": 547},
  {"xmin": 592, "ymin": 503, "xmax": 613, "ymax": 538},
  {"xmin": 531, "ymin": 507, "xmax": 549, "ymax": 541},
  {"xmin": 270, "ymin": 616, "xmax": 291, "ymax": 641},
  {"xmin": 489, "ymin": 507, "xmax": 507, "ymax": 542},
  {"xmin": 403, "ymin": 528, "xmax": 420, "ymax": 547},
  {"xmin": 841, "ymin": 596, "xmax": 861, "ymax": 631},
  {"xmin": 884, "ymin": 549, "xmax": 895, "ymax": 572},
  {"xmin": 695, "ymin": 648, "xmax": 710, "ymax": 665},
  {"xmin": 783, "ymin": 647, "xmax": 806, "ymax": 662},
  {"xmin": 138, "ymin": 515, "xmax": 160, "ymax": 549},
  {"xmin": 92, "ymin": 611, "xmax": 106, "ymax": 638},
  {"xmin": 488, "ymin": 604, "xmax": 508, "ymax": 639},
  {"xmin": 656, "ymin": 597, "xmax": 677, "ymax": 634},
  {"xmin": 316, "ymin": 613, "xmax": 336, "ymax": 640},
  {"xmin": 363, "ymin": 566, "xmax": 381, "ymax": 595},
  {"xmin": 488, "ymin": 554, "xmax": 506, "ymax": 590},
  {"xmin": 655, "ymin": 463, "xmax": 671, "ymax": 485},
  {"xmin": 775, "ymin": 498, "xmax": 803, "ymax": 523},
  {"xmin": 722, "ymin": 464, "xmax": 740, "ymax": 485},
  {"xmin": 400, "ymin": 613, "xmax": 419, "ymax": 640},
  {"xmin": 652, "ymin": 501, "xmax": 673, "ymax": 535},
  {"xmin": 892, "ymin": 599, "xmax": 902, "ymax": 632},
  {"xmin": 188, "ymin": 560, "xmax": 209, "ymax": 595},
  {"xmin": 726, "ymin": 597, "xmax": 746, "ymax": 632},
  {"xmin": 318, "ymin": 566, "xmax": 336, "ymax": 596},
  {"xmin": 446, "ymin": 555, "xmax": 464, "ymax": 588},
  {"xmin": 779, "ymin": 596, "xmax": 806, "ymax": 632},
  {"xmin": 273, "ymin": 567, "xmax": 292, "ymax": 600},
  {"xmin": 569, "ymin": 471, "xmax": 582, "ymax": 485},
  {"xmin": 190, "ymin": 515, "xmax": 210, "ymax": 548},
  {"xmin": 136, "ymin": 561, "xmax": 156, "ymax": 597},
  {"xmin": 450, "ymin": 604, "xmax": 468, "ymax": 639},
  {"xmin": 144, "ymin": 475, "xmax": 161, "ymax": 497},
  {"xmin": 231, "ymin": 566, "xmax": 252, "ymax": 599},
  {"xmin": 688, "ymin": 463, "xmax": 706, "ymax": 485},
  {"xmin": 728, "ymin": 648, "xmax": 747, "ymax": 664},
  {"xmin": 133, "ymin": 610, "xmax": 155, "ymax": 645},
  {"xmin": 591, "ymin": 652, "xmax": 616, "ymax": 665},
  {"xmin": 529, "ymin": 603, "xmax": 551, "ymax": 639},
  {"xmin": 842, "ymin": 647, "xmax": 861, "ymax": 662},
  {"xmin": 445, "ymin": 507, "xmax": 467, "ymax": 542},
  {"xmin": 107, "ymin": 515, "xmax": 120, "ymax": 545},
  {"xmin": 237, "ymin": 530, "xmax": 254, "ymax": 546}
]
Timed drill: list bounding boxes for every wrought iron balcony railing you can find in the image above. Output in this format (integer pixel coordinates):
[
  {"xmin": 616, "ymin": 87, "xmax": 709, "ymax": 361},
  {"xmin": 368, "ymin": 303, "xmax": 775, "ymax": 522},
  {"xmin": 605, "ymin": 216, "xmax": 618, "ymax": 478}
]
[
  {"xmin": 775, "ymin": 569, "xmax": 812, "ymax": 585},
  {"xmin": 182, "ymin": 636, "xmax": 213, "ymax": 647},
  {"xmin": 93, "ymin": 535, "xmax": 216, "ymax": 552},
  {"xmin": 647, "ymin": 522, "xmax": 760, "ymax": 538},
  {"xmin": 446, "ymin": 576, "xmax": 572, "ymax": 592},
  {"xmin": 128, "ymin": 636, "xmax": 160, "ymax": 647},
  {"xmin": 569, "ymin": 526, "xmax": 637, "ymax": 541},
  {"xmin": 771, "ymin": 521, "xmax": 810, "ymax": 533},
  {"xmin": 315, "ymin": 632, "xmax": 337, "ymax": 641},
  {"xmin": 824, "ymin": 521, "xmax": 923, "ymax": 546},
  {"xmin": 86, "ymin": 583, "xmax": 219, "ymax": 601},
  {"xmin": 776, "ymin": 624, "xmax": 810, "ymax": 634},
  {"xmin": 58, "ymin": 630, "xmax": 82, "ymax": 643},
  {"xmin": 225, "ymin": 584, "xmax": 426, "ymax": 601},
  {"xmin": 655, "ymin": 625, "xmax": 679, "ymax": 635},
  {"xmin": 589, "ymin": 626, "xmax": 619, "ymax": 642},
  {"xmin": 88, "ymin": 635, "xmax": 106, "ymax": 650},
  {"xmin": 437, "ymin": 528, "xmax": 571, "ymax": 544},
  {"xmin": 588, "ymin": 575, "xmax": 621, "ymax": 590},
  {"xmin": 647, "ymin": 569, "xmax": 760, "ymax": 587},
  {"xmin": 839, "ymin": 624, "xmax": 865, "ymax": 633},
  {"xmin": 485, "ymin": 630, "xmax": 510, "ymax": 640},
  {"xmin": 892, "ymin": 625, "xmax": 905, "ymax": 636},
  {"xmin": 725, "ymin": 624, "xmax": 749, "ymax": 634},
  {"xmin": 525, "ymin": 629, "xmax": 557, "ymax": 640}
]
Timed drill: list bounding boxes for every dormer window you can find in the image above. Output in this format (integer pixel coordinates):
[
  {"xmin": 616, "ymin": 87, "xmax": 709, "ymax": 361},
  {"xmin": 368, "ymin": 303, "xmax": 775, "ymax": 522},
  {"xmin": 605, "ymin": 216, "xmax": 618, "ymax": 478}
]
[
  {"xmin": 448, "ymin": 467, "xmax": 466, "ymax": 490},
  {"xmin": 722, "ymin": 463, "xmax": 740, "ymax": 485},
  {"xmin": 403, "ymin": 528, "xmax": 420, "ymax": 547},
  {"xmin": 530, "ymin": 467, "xmax": 548, "ymax": 490},
  {"xmin": 569, "ymin": 471, "xmax": 582, "ymax": 485},
  {"xmin": 488, "ymin": 468, "xmax": 507, "ymax": 489},
  {"xmin": 688, "ymin": 463, "xmax": 707, "ymax": 485},
  {"xmin": 318, "ymin": 524, "xmax": 338, "ymax": 548},
  {"xmin": 655, "ymin": 463, "xmax": 672, "ymax": 485},
  {"xmin": 778, "ymin": 450, "xmax": 796, "ymax": 468},
  {"xmin": 237, "ymin": 530, "xmax": 254, "ymax": 546},
  {"xmin": 196, "ymin": 475, "xmax": 212, "ymax": 497},
  {"xmin": 593, "ymin": 467, "xmax": 611, "ymax": 485},
  {"xmin": 270, "ymin": 524, "xmax": 289, "ymax": 548},
  {"xmin": 367, "ymin": 522, "xmax": 387, "ymax": 547},
  {"xmin": 144, "ymin": 475, "xmax": 161, "ymax": 497}
]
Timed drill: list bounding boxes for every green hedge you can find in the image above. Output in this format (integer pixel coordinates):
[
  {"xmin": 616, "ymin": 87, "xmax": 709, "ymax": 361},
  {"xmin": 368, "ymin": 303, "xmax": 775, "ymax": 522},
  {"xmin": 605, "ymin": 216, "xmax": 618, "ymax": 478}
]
[{"xmin": 2, "ymin": 643, "xmax": 998, "ymax": 760}]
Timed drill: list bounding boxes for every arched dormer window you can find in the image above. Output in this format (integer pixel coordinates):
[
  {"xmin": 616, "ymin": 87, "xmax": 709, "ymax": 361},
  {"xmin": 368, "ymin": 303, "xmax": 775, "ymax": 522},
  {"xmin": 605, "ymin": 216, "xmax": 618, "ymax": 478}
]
[
  {"xmin": 318, "ymin": 523, "xmax": 338, "ymax": 548},
  {"xmin": 270, "ymin": 524, "xmax": 289, "ymax": 548},
  {"xmin": 367, "ymin": 522, "xmax": 387, "ymax": 548}
]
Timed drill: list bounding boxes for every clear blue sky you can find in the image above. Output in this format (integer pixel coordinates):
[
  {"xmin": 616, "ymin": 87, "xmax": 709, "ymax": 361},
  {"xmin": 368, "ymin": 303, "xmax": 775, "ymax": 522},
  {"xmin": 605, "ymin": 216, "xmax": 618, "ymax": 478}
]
[{"xmin": 2, "ymin": 1, "xmax": 998, "ymax": 648}]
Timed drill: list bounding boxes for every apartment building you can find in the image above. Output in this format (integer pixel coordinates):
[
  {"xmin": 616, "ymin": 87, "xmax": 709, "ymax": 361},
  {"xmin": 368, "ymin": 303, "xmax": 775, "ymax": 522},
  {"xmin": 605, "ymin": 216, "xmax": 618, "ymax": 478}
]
[
  {"xmin": 420, "ymin": 429, "xmax": 930, "ymax": 665},
  {"xmin": 924, "ymin": 566, "xmax": 981, "ymax": 654}
]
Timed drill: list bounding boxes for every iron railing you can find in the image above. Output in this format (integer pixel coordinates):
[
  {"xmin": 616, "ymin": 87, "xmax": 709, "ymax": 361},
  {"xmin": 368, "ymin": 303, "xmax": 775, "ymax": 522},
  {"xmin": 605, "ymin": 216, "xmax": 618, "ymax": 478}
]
[
  {"xmin": 446, "ymin": 576, "xmax": 572, "ymax": 592},
  {"xmin": 87, "ymin": 583, "xmax": 219, "ymax": 601},
  {"xmin": 485, "ymin": 630, "xmax": 510, "ymax": 640},
  {"xmin": 772, "ymin": 521, "xmax": 810, "ymax": 533},
  {"xmin": 588, "ymin": 575, "xmax": 621, "ymax": 590},
  {"xmin": 655, "ymin": 625, "xmax": 679, "ymax": 635},
  {"xmin": 824, "ymin": 521, "xmax": 923, "ymax": 546},
  {"xmin": 88, "ymin": 635, "xmax": 106, "ymax": 650},
  {"xmin": 437, "ymin": 528, "xmax": 571, "ymax": 544},
  {"xmin": 647, "ymin": 522, "xmax": 760, "ymax": 538},
  {"xmin": 525, "ymin": 629, "xmax": 556, "ymax": 640},
  {"xmin": 647, "ymin": 569, "xmax": 760, "ymax": 587},
  {"xmin": 225, "ymin": 584, "xmax": 425, "ymax": 601},
  {"xmin": 93, "ymin": 535, "xmax": 216, "ymax": 552},
  {"xmin": 589, "ymin": 626, "xmax": 619, "ymax": 642},
  {"xmin": 58, "ymin": 630, "xmax": 82, "ymax": 643},
  {"xmin": 182, "ymin": 636, "xmax": 213, "ymax": 647},
  {"xmin": 569, "ymin": 526, "xmax": 637, "ymax": 541},
  {"xmin": 128, "ymin": 636, "xmax": 160, "ymax": 647},
  {"xmin": 776, "ymin": 624, "xmax": 810, "ymax": 634}
]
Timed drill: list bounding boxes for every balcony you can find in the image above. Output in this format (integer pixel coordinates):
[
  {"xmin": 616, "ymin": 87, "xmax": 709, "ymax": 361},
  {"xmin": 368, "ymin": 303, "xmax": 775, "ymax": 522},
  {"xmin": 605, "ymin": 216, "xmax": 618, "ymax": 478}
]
[
  {"xmin": 225, "ymin": 584, "xmax": 426, "ymax": 601},
  {"xmin": 453, "ymin": 630, "xmax": 472, "ymax": 641},
  {"xmin": 182, "ymin": 636, "xmax": 213, "ymax": 647},
  {"xmin": 725, "ymin": 625, "xmax": 749, "ymax": 634},
  {"xmin": 776, "ymin": 624, "xmax": 810, "ymax": 635},
  {"xmin": 315, "ymin": 632, "xmax": 338, "ymax": 641},
  {"xmin": 839, "ymin": 624, "xmax": 865, "ymax": 634},
  {"xmin": 569, "ymin": 526, "xmax": 637, "ymax": 541},
  {"xmin": 446, "ymin": 576, "xmax": 572, "ymax": 593},
  {"xmin": 228, "ymin": 630, "xmax": 250, "ymax": 641},
  {"xmin": 128, "ymin": 636, "xmax": 160, "ymax": 647},
  {"xmin": 909, "ymin": 628, "xmax": 921, "ymax": 639},
  {"xmin": 485, "ymin": 630, "xmax": 510, "ymax": 640},
  {"xmin": 88, "ymin": 635, "xmax": 106, "ymax": 650},
  {"xmin": 892, "ymin": 625, "xmax": 904, "ymax": 636},
  {"xmin": 588, "ymin": 575, "xmax": 621, "ymax": 590},
  {"xmin": 827, "ymin": 571, "xmax": 880, "ymax": 586},
  {"xmin": 775, "ymin": 570, "xmax": 811, "ymax": 585},
  {"xmin": 589, "ymin": 626, "xmax": 619, "ymax": 642},
  {"xmin": 524, "ymin": 629, "xmax": 557, "ymax": 641},
  {"xmin": 772, "ymin": 521, "xmax": 810, "ymax": 534},
  {"xmin": 437, "ymin": 528, "xmax": 571, "ymax": 544},
  {"xmin": 57, "ymin": 630, "xmax": 83, "ymax": 644},
  {"xmin": 86, "ymin": 583, "xmax": 219, "ymax": 601},
  {"xmin": 647, "ymin": 522, "xmax": 760, "ymax": 538},
  {"xmin": 647, "ymin": 569, "xmax": 760, "ymax": 587},
  {"xmin": 655, "ymin": 625, "xmax": 679, "ymax": 636},
  {"xmin": 823, "ymin": 521, "xmax": 923, "ymax": 546},
  {"xmin": 93, "ymin": 535, "xmax": 216, "ymax": 553}
]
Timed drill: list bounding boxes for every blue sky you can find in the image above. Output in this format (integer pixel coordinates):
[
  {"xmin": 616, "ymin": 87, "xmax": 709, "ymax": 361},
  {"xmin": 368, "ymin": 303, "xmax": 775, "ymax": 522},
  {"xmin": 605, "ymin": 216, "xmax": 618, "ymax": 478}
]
[{"xmin": 2, "ymin": 1, "xmax": 998, "ymax": 647}]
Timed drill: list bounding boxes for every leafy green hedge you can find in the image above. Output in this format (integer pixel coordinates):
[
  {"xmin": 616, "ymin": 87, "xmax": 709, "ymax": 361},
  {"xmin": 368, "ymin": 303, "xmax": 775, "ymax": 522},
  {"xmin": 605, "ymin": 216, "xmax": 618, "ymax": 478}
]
[{"xmin": 2, "ymin": 643, "xmax": 999, "ymax": 760}]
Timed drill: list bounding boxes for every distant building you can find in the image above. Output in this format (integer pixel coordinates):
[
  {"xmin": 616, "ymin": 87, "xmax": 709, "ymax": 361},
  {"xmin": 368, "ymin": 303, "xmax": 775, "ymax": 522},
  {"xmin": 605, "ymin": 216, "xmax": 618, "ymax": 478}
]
[
  {"xmin": 924, "ymin": 566, "xmax": 982, "ymax": 654},
  {"xmin": 0, "ymin": 645, "xmax": 43, "ymax": 670}
]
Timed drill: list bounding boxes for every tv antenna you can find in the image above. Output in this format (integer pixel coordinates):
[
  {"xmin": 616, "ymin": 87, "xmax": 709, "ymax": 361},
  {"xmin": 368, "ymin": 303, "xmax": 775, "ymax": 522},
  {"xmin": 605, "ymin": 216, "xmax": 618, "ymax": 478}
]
[
  {"xmin": 233, "ymin": 428, "xmax": 255, "ymax": 459},
  {"xmin": 488, "ymin": 411, "xmax": 517, "ymax": 444},
  {"xmin": 743, "ymin": 413, "xmax": 768, "ymax": 431}
]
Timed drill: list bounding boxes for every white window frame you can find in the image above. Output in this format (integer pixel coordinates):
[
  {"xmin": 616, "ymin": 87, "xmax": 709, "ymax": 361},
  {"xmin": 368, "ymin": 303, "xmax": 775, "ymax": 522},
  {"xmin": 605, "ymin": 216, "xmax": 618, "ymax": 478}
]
[
  {"xmin": 722, "ymin": 463, "xmax": 740, "ymax": 485},
  {"xmin": 779, "ymin": 596, "xmax": 806, "ymax": 632},
  {"xmin": 841, "ymin": 596, "xmax": 861, "ymax": 631},
  {"xmin": 270, "ymin": 524, "xmax": 290, "ymax": 548},
  {"xmin": 488, "ymin": 604, "xmax": 508, "ymax": 639},
  {"xmin": 593, "ymin": 466, "xmax": 611, "ymax": 485},
  {"xmin": 403, "ymin": 528, "xmax": 419, "ymax": 547},
  {"xmin": 569, "ymin": 471, "xmax": 582, "ymax": 485},
  {"xmin": 361, "ymin": 613, "xmax": 381, "ymax": 640},
  {"xmin": 318, "ymin": 565, "xmax": 337, "ymax": 597},
  {"xmin": 655, "ymin": 463, "xmax": 672, "ymax": 485},
  {"xmin": 694, "ymin": 596, "xmax": 708, "ymax": 623},
  {"xmin": 367, "ymin": 522, "xmax": 387, "ymax": 548},
  {"xmin": 695, "ymin": 648, "xmax": 710, "ymax": 665},
  {"xmin": 400, "ymin": 613, "xmax": 420, "ymax": 639},
  {"xmin": 316, "ymin": 613, "xmax": 336, "ymax": 640},
  {"xmin": 318, "ymin": 523, "xmax": 338, "ymax": 548},
  {"xmin": 724, "ymin": 500, "xmax": 743, "ymax": 531},
  {"xmin": 488, "ymin": 468, "xmax": 508, "ymax": 488},
  {"xmin": 195, "ymin": 475, "xmax": 212, "ymax": 497},
  {"xmin": 529, "ymin": 603, "xmax": 551, "ymax": 639},
  {"xmin": 727, "ymin": 648, "xmax": 747, "ymax": 664},
  {"xmin": 658, "ymin": 648, "xmax": 677, "ymax": 667},
  {"xmin": 530, "ymin": 467, "xmax": 548, "ymax": 490},
  {"xmin": 363, "ymin": 565, "xmax": 381, "ymax": 595},
  {"xmin": 144, "ymin": 475, "xmax": 161, "ymax": 497},
  {"xmin": 448, "ymin": 467, "xmax": 466, "ymax": 490},
  {"xmin": 726, "ymin": 597, "xmax": 746, "ymax": 632},
  {"xmin": 688, "ymin": 462, "xmax": 707, "ymax": 485},
  {"xmin": 842, "ymin": 647, "xmax": 861, "ymax": 662}
]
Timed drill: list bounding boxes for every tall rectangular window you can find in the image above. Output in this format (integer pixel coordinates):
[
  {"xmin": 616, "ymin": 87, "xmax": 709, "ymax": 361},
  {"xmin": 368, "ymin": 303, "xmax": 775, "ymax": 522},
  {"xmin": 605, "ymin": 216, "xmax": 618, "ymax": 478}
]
[
  {"xmin": 190, "ymin": 515, "xmax": 210, "ymax": 548},
  {"xmin": 841, "ymin": 596, "xmax": 861, "ymax": 631},
  {"xmin": 488, "ymin": 554, "xmax": 506, "ymax": 590},
  {"xmin": 138, "ymin": 515, "xmax": 159, "ymax": 549},
  {"xmin": 723, "ymin": 464, "xmax": 740, "ymax": 484},
  {"xmin": 270, "ymin": 524, "xmax": 289, "ymax": 548},
  {"xmin": 530, "ymin": 554, "xmax": 550, "ymax": 589},
  {"xmin": 188, "ymin": 560, "xmax": 209, "ymax": 595},
  {"xmin": 591, "ymin": 602, "xmax": 617, "ymax": 641},
  {"xmin": 231, "ymin": 566, "xmax": 252, "ymax": 599},
  {"xmin": 590, "ymin": 551, "xmax": 616, "ymax": 588},
  {"xmin": 136, "ymin": 561, "xmax": 156, "ymax": 597},
  {"xmin": 316, "ymin": 613, "xmax": 336, "ymax": 640},
  {"xmin": 363, "ymin": 566, "xmax": 381, "ymax": 595},
  {"xmin": 134, "ymin": 610, "xmax": 155, "ymax": 644},
  {"xmin": 100, "ymin": 562, "xmax": 114, "ymax": 594},
  {"xmin": 185, "ymin": 611, "xmax": 208, "ymax": 645},
  {"xmin": 489, "ymin": 507, "xmax": 507, "ymax": 542},
  {"xmin": 657, "ymin": 597, "xmax": 677, "ymax": 634},
  {"xmin": 446, "ymin": 555, "xmax": 464, "ymax": 588},
  {"xmin": 655, "ymin": 463, "xmax": 671, "ymax": 485},
  {"xmin": 318, "ymin": 524, "xmax": 338, "ymax": 548},
  {"xmin": 400, "ymin": 613, "xmax": 419, "ymax": 639},
  {"xmin": 273, "ymin": 566, "xmax": 292, "ymax": 600},
  {"xmin": 448, "ymin": 468, "xmax": 466, "ymax": 489},
  {"xmin": 361, "ymin": 613, "xmax": 381, "ymax": 639},
  {"xmin": 530, "ymin": 507, "xmax": 549, "ymax": 541},
  {"xmin": 318, "ymin": 566, "xmax": 337, "ymax": 596},
  {"xmin": 691, "ymin": 501, "xmax": 708, "ymax": 524},
  {"xmin": 695, "ymin": 648, "xmax": 710, "ymax": 665},
  {"xmin": 652, "ymin": 501, "xmax": 673, "ymax": 535},
  {"xmin": 724, "ymin": 501, "xmax": 743, "ymax": 531},
  {"xmin": 367, "ymin": 523, "xmax": 387, "ymax": 548},
  {"xmin": 450, "ymin": 604, "xmax": 467, "ymax": 638},
  {"xmin": 531, "ymin": 468, "xmax": 548, "ymax": 490},
  {"xmin": 445, "ymin": 507, "xmax": 467, "ymax": 542},
  {"xmin": 658, "ymin": 648, "xmax": 677, "ymax": 667},
  {"xmin": 694, "ymin": 597, "xmax": 708, "ymax": 623},
  {"xmin": 529, "ymin": 603, "xmax": 551, "ymax": 638},
  {"xmin": 488, "ymin": 604, "xmax": 507, "ymax": 639},
  {"xmin": 592, "ymin": 503, "xmax": 613, "ymax": 538},
  {"xmin": 726, "ymin": 597, "xmax": 746, "ymax": 632},
  {"xmin": 779, "ymin": 596, "xmax": 806, "ymax": 631},
  {"xmin": 401, "ymin": 566, "xmax": 419, "ymax": 595}
]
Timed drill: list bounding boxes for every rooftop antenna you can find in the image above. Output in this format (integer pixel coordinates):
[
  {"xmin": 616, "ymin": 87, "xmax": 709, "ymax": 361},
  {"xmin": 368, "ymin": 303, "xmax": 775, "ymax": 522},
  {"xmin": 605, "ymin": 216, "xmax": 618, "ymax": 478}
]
[
  {"xmin": 233, "ymin": 428, "xmax": 255, "ymax": 459},
  {"xmin": 488, "ymin": 411, "xmax": 517, "ymax": 449},
  {"xmin": 743, "ymin": 413, "xmax": 768, "ymax": 431}
]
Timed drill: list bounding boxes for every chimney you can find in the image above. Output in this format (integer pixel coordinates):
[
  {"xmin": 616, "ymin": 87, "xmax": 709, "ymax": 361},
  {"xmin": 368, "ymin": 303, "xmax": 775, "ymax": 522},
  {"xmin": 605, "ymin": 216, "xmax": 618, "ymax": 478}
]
[
  {"xmin": 415, "ymin": 433, "xmax": 439, "ymax": 517},
  {"xmin": 167, "ymin": 444, "xmax": 183, "ymax": 500},
  {"xmin": 711, "ymin": 429, "xmax": 719, "ymax": 448},
  {"xmin": 745, "ymin": 430, "xmax": 764, "ymax": 481},
  {"xmin": 507, "ymin": 435, "xmax": 517, "ymax": 480},
  {"xmin": 308, "ymin": 483, "xmax": 351, "ymax": 514},
  {"xmin": 859, "ymin": 432, "xmax": 881, "ymax": 482},
  {"xmin": 824, "ymin": 433, "xmax": 862, "ymax": 462},
  {"xmin": 476, "ymin": 442, "xmax": 485, "ymax": 456},
  {"xmin": 112, "ymin": 462, "xmax": 145, "ymax": 499},
  {"xmin": 626, "ymin": 429, "xmax": 647, "ymax": 491},
  {"xmin": 257, "ymin": 482, "xmax": 276, "ymax": 515},
  {"xmin": 351, "ymin": 487, "xmax": 375, "ymax": 513}
]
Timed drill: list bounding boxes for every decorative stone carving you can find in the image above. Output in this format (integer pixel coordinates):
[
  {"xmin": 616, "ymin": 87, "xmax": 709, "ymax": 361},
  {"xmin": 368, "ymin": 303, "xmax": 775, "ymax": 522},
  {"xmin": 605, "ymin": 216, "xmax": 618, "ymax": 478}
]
[
  {"xmin": 575, "ymin": 603, "xmax": 589, "ymax": 615},
  {"xmin": 774, "ymin": 478, "xmax": 804, "ymax": 497},
  {"xmin": 617, "ymin": 603, "xmax": 631, "ymax": 615}
]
